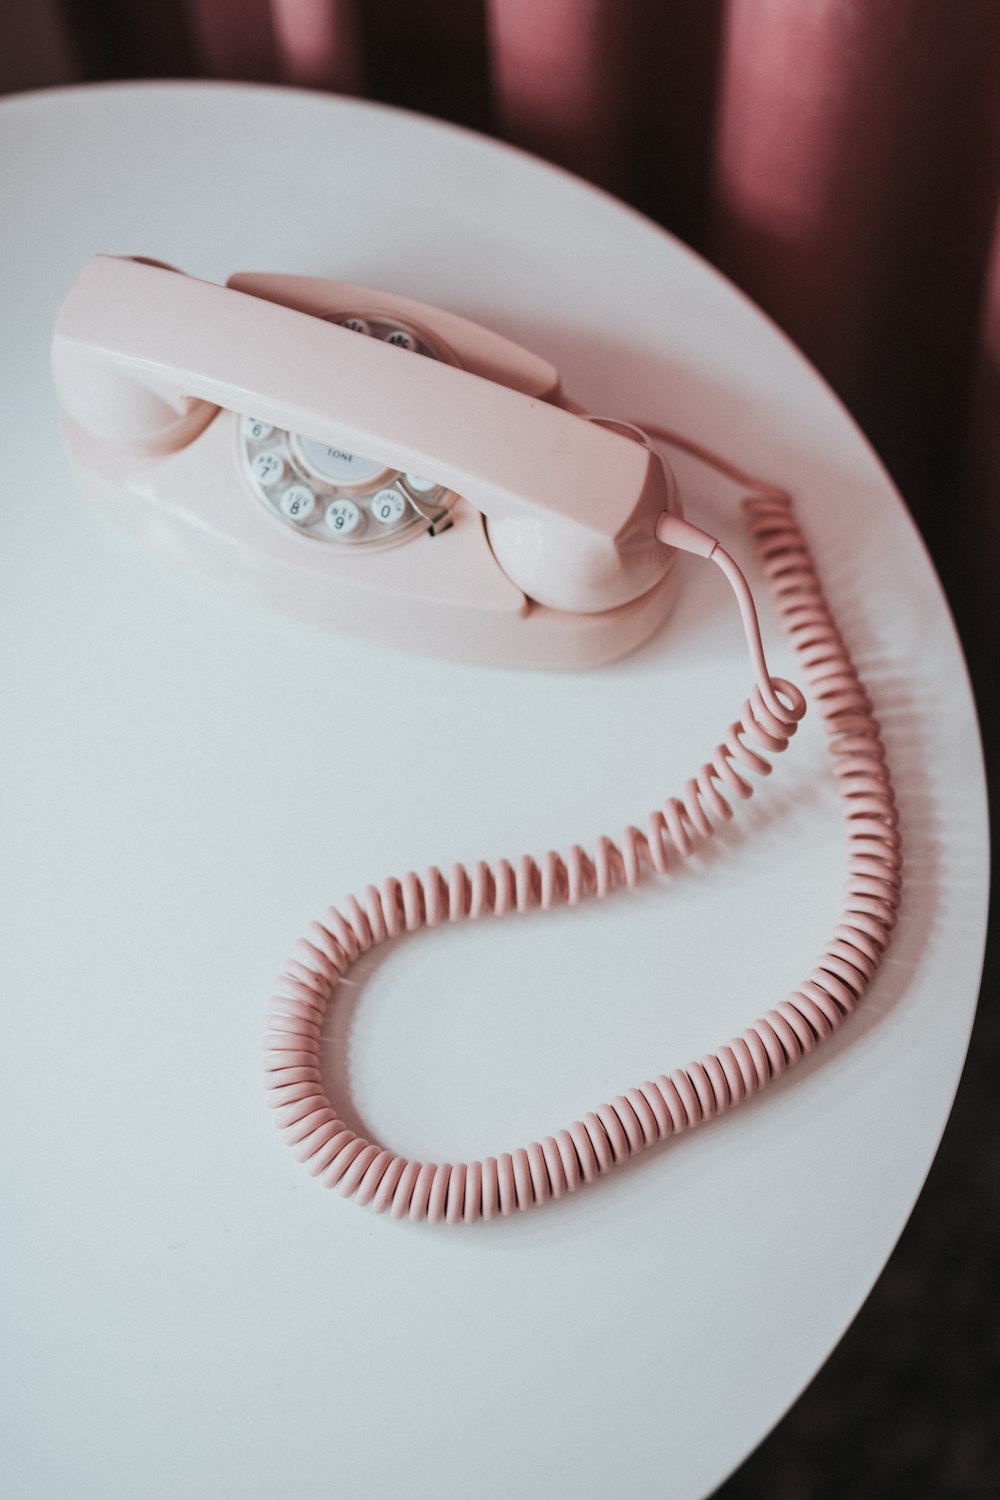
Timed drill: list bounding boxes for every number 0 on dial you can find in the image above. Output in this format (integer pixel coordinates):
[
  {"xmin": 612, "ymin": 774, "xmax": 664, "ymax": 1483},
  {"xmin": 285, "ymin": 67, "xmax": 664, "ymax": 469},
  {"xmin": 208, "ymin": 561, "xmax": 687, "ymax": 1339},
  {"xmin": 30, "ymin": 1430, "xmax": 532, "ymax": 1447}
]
[{"xmin": 372, "ymin": 489, "xmax": 407, "ymax": 526}]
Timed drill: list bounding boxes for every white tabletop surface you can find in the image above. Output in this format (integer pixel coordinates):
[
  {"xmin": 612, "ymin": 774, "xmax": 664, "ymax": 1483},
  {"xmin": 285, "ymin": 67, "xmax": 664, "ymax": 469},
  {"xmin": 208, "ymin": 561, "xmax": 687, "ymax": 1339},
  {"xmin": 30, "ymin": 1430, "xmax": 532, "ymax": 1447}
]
[{"xmin": 0, "ymin": 83, "xmax": 989, "ymax": 1500}]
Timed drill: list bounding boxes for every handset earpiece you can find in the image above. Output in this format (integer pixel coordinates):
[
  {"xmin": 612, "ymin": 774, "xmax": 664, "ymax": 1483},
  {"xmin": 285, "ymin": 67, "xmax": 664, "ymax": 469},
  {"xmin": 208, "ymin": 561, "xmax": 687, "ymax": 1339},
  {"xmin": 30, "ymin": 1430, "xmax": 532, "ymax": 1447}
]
[{"xmin": 52, "ymin": 259, "xmax": 219, "ymax": 456}]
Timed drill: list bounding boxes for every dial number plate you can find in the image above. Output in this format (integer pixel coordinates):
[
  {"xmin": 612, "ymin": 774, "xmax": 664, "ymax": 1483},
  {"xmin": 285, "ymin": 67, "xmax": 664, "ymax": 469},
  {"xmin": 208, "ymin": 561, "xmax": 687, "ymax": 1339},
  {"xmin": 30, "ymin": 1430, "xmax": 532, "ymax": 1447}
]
[{"xmin": 240, "ymin": 312, "xmax": 455, "ymax": 549}]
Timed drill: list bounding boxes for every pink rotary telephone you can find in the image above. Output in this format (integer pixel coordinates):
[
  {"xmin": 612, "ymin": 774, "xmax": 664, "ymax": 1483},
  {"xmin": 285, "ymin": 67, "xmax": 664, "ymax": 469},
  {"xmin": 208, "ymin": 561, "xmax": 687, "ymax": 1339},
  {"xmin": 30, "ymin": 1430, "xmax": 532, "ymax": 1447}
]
[
  {"xmin": 52, "ymin": 256, "xmax": 901, "ymax": 1224},
  {"xmin": 52, "ymin": 254, "xmax": 689, "ymax": 668}
]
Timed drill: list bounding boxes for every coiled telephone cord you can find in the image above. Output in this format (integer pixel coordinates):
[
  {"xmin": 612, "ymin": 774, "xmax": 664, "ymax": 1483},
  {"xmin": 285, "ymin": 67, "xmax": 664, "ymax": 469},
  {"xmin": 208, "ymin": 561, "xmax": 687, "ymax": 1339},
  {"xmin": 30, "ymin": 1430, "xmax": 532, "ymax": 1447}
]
[{"xmin": 263, "ymin": 432, "xmax": 902, "ymax": 1222}]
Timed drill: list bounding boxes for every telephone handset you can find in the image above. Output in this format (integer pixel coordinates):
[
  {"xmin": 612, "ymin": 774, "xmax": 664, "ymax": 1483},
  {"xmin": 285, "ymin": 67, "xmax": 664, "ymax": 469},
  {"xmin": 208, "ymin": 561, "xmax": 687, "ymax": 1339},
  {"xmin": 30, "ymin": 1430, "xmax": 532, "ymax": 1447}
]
[{"xmin": 52, "ymin": 257, "xmax": 901, "ymax": 1223}]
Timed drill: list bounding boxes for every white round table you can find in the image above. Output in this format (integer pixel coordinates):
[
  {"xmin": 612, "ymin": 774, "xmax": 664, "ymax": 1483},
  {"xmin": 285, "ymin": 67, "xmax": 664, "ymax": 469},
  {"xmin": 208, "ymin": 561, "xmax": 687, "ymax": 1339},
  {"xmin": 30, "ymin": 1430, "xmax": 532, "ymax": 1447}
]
[{"xmin": 0, "ymin": 83, "xmax": 988, "ymax": 1499}]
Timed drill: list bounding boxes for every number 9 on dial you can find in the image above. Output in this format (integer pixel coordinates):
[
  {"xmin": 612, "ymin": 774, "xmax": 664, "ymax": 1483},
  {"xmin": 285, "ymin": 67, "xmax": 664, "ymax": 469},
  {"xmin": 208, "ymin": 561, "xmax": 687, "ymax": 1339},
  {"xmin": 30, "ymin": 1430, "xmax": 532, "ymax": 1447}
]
[{"xmin": 326, "ymin": 499, "xmax": 361, "ymax": 535}]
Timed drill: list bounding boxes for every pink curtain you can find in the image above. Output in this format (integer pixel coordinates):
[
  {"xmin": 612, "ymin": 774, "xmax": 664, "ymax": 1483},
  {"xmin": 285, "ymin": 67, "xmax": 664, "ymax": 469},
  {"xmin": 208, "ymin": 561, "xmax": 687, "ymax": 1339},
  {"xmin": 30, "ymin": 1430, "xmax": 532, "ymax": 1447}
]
[{"xmin": 3, "ymin": 0, "xmax": 997, "ymax": 695}]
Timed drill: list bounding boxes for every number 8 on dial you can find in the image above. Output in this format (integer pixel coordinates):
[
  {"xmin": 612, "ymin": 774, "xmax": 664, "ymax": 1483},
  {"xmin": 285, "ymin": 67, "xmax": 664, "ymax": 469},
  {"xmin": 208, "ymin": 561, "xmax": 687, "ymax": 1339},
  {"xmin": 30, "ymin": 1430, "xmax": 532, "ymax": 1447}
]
[{"xmin": 279, "ymin": 485, "xmax": 316, "ymax": 523}]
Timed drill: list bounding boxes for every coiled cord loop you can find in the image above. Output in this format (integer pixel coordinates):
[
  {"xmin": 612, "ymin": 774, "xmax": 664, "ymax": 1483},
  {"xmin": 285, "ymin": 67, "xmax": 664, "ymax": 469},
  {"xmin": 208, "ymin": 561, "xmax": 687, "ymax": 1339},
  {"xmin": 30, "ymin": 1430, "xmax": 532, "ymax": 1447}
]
[{"xmin": 264, "ymin": 443, "xmax": 901, "ymax": 1223}]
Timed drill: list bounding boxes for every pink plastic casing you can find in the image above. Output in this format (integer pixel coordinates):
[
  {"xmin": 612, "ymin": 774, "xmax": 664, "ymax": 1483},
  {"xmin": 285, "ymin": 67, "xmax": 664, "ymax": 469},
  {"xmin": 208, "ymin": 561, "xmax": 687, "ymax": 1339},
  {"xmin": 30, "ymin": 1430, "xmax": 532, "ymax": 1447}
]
[{"xmin": 51, "ymin": 257, "xmax": 678, "ymax": 667}]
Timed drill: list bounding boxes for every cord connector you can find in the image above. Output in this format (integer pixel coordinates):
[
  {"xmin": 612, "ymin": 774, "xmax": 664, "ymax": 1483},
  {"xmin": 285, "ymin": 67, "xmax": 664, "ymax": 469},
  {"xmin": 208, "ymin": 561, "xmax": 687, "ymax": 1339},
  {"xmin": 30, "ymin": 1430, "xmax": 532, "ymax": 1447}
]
[{"xmin": 655, "ymin": 511, "xmax": 719, "ymax": 558}]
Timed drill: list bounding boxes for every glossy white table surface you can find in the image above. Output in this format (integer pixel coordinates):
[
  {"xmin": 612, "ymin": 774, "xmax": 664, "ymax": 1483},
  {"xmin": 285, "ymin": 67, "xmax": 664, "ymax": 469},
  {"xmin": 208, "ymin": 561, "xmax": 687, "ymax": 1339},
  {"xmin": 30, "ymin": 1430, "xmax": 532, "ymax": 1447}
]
[{"xmin": 0, "ymin": 83, "xmax": 989, "ymax": 1500}]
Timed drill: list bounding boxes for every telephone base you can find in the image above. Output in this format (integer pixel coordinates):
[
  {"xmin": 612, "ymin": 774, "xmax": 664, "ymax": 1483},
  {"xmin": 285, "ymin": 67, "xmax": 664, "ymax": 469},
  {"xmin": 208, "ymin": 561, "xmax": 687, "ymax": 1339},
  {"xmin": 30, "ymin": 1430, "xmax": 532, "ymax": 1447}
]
[{"xmin": 63, "ymin": 414, "xmax": 678, "ymax": 670}]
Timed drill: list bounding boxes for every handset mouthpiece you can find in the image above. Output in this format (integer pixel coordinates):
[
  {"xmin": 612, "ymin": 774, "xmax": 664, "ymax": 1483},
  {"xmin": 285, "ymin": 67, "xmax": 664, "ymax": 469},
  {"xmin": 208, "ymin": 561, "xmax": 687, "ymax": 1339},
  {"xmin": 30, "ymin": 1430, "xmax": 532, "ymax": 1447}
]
[{"xmin": 486, "ymin": 419, "xmax": 678, "ymax": 614}]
